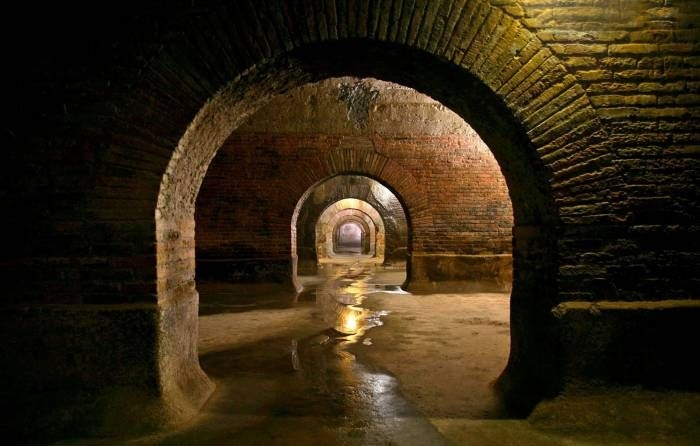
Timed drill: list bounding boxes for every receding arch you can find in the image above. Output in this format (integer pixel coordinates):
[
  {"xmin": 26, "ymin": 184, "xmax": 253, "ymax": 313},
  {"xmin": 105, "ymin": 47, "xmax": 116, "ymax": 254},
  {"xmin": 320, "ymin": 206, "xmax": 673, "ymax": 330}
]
[
  {"xmin": 315, "ymin": 199, "xmax": 386, "ymax": 263},
  {"xmin": 334, "ymin": 221, "xmax": 364, "ymax": 254},
  {"xmin": 154, "ymin": 3, "xmax": 608, "ymax": 416},
  {"xmin": 293, "ymin": 174, "xmax": 409, "ymax": 288}
]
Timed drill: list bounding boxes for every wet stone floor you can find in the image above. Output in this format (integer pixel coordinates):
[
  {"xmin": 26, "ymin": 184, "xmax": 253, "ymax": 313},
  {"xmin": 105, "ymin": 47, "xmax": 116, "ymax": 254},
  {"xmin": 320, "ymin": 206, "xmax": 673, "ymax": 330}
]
[
  {"xmin": 189, "ymin": 260, "xmax": 510, "ymax": 445},
  {"xmin": 55, "ymin": 258, "xmax": 700, "ymax": 445}
]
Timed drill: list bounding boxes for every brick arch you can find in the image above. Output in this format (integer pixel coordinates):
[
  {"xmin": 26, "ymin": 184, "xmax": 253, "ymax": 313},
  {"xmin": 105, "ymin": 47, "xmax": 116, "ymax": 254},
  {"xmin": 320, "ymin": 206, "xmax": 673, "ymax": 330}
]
[
  {"xmin": 330, "ymin": 215, "xmax": 372, "ymax": 256},
  {"xmin": 322, "ymin": 143, "xmax": 431, "ymax": 233},
  {"xmin": 154, "ymin": 1, "xmax": 609, "ymax": 229},
  {"xmin": 292, "ymin": 172, "xmax": 410, "ymax": 285},
  {"xmin": 316, "ymin": 203, "xmax": 385, "ymax": 261},
  {"xmin": 137, "ymin": 0, "xmax": 610, "ymax": 429}
]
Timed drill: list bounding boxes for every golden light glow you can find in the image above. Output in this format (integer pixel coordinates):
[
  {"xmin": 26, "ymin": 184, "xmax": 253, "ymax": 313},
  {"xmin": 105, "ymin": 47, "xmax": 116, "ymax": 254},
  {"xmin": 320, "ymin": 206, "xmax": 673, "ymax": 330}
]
[{"xmin": 343, "ymin": 312, "xmax": 358, "ymax": 333}]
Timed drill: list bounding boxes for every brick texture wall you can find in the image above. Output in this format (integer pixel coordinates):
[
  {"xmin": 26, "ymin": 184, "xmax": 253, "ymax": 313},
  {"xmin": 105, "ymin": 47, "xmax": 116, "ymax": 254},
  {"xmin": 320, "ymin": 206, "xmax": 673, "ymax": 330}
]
[
  {"xmin": 2, "ymin": 1, "xmax": 699, "ymax": 439},
  {"xmin": 196, "ymin": 133, "xmax": 513, "ymax": 281},
  {"xmin": 3, "ymin": 0, "xmax": 698, "ymax": 304},
  {"xmin": 518, "ymin": 0, "xmax": 700, "ymax": 301}
]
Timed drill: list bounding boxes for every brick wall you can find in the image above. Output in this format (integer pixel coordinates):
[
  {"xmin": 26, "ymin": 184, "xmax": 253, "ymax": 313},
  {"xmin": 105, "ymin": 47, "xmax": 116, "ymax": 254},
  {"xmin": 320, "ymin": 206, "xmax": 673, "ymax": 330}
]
[
  {"xmin": 517, "ymin": 0, "xmax": 700, "ymax": 301},
  {"xmin": 4, "ymin": 1, "xmax": 697, "ymax": 303},
  {"xmin": 3, "ymin": 1, "xmax": 699, "ymax": 439},
  {"xmin": 195, "ymin": 78, "xmax": 513, "ymax": 287}
]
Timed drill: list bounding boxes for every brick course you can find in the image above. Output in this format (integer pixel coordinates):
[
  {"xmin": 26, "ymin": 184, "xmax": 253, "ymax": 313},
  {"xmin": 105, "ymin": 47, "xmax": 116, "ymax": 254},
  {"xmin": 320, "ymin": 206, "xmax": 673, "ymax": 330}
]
[
  {"xmin": 2, "ymin": 0, "xmax": 699, "ymax": 439},
  {"xmin": 196, "ymin": 121, "xmax": 512, "ymax": 283}
]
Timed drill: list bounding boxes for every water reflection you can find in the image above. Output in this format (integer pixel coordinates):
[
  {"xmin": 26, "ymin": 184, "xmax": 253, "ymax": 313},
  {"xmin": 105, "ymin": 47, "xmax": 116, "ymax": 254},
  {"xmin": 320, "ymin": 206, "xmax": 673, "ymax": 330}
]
[
  {"xmin": 341, "ymin": 308, "xmax": 360, "ymax": 333},
  {"xmin": 179, "ymin": 261, "xmax": 448, "ymax": 444},
  {"xmin": 274, "ymin": 262, "xmax": 449, "ymax": 445},
  {"xmin": 313, "ymin": 263, "xmax": 390, "ymax": 342}
]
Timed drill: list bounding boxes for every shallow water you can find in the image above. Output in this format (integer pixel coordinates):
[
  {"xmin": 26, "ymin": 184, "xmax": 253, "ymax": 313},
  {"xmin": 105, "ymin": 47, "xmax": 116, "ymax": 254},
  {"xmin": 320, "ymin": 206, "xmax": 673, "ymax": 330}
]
[
  {"xmin": 51, "ymin": 260, "xmax": 700, "ymax": 445},
  {"xmin": 56, "ymin": 260, "xmax": 508, "ymax": 445},
  {"xmin": 161, "ymin": 261, "xmax": 449, "ymax": 445}
]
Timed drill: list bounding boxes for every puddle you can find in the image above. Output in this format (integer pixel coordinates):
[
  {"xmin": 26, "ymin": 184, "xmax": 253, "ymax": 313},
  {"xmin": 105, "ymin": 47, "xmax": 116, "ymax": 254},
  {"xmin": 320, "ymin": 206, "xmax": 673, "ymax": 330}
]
[
  {"xmin": 310, "ymin": 263, "xmax": 401, "ymax": 348},
  {"xmin": 55, "ymin": 262, "xmax": 512, "ymax": 445},
  {"xmin": 189, "ymin": 263, "xmax": 448, "ymax": 445}
]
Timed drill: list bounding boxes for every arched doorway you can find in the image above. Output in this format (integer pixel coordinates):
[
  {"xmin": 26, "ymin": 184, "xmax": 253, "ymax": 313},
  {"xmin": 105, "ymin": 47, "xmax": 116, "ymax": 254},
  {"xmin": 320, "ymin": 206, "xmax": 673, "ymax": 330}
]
[
  {"xmin": 313, "ymin": 197, "xmax": 389, "ymax": 264},
  {"xmin": 334, "ymin": 220, "xmax": 367, "ymax": 254},
  {"xmin": 156, "ymin": 34, "xmax": 579, "ymax": 422},
  {"xmin": 335, "ymin": 222, "xmax": 364, "ymax": 254},
  {"xmin": 292, "ymin": 175, "xmax": 409, "ymax": 281}
]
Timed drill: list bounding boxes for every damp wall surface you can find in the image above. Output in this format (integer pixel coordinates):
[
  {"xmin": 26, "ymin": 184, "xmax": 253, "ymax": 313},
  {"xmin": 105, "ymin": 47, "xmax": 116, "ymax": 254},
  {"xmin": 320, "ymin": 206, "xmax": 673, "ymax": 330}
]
[
  {"xmin": 195, "ymin": 78, "xmax": 513, "ymax": 290},
  {"xmin": 1, "ymin": 0, "xmax": 699, "ymax": 441}
]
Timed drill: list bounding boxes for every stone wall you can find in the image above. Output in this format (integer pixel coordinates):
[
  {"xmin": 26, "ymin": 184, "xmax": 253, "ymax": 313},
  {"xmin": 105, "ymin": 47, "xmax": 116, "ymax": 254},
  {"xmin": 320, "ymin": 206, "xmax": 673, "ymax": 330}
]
[
  {"xmin": 195, "ymin": 78, "xmax": 513, "ymax": 290},
  {"xmin": 2, "ymin": 0, "xmax": 699, "ymax": 441},
  {"xmin": 519, "ymin": 0, "xmax": 700, "ymax": 301},
  {"xmin": 315, "ymin": 199, "xmax": 384, "ymax": 261}
]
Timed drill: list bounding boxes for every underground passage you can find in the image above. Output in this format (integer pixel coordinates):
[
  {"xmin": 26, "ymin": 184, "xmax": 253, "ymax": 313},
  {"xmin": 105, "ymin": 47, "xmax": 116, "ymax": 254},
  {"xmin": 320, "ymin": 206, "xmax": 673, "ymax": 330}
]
[
  {"xmin": 335, "ymin": 221, "xmax": 363, "ymax": 254},
  {"xmin": 3, "ymin": 1, "xmax": 700, "ymax": 445}
]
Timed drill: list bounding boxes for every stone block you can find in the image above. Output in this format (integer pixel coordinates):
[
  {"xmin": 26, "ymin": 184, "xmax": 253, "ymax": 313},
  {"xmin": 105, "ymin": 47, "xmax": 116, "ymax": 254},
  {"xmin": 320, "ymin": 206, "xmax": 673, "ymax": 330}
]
[
  {"xmin": 407, "ymin": 253, "xmax": 512, "ymax": 293},
  {"xmin": 553, "ymin": 300, "xmax": 700, "ymax": 389},
  {"xmin": 0, "ymin": 303, "xmax": 211, "ymax": 443}
]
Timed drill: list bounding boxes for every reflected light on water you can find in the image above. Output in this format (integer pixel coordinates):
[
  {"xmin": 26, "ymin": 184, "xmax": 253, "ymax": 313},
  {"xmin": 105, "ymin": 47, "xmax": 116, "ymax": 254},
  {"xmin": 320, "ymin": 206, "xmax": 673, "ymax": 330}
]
[{"xmin": 341, "ymin": 309, "xmax": 359, "ymax": 333}]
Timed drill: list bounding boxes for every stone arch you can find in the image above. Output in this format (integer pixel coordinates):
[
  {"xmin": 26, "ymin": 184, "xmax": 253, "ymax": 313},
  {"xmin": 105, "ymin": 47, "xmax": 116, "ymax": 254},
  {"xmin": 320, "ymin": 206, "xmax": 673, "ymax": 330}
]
[
  {"xmin": 334, "ymin": 219, "xmax": 367, "ymax": 254},
  {"xmin": 145, "ymin": 0, "xmax": 610, "ymax": 426},
  {"xmin": 316, "ymin": 199, "xmax": 386, "ymax": 262},
  {"xmin": 320, "ymin": 142, "xmax": 431, "ymax": 230},
  {"xmin": 292, "ymin": 172, "xmax": 410, "ymax": 280}
]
